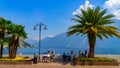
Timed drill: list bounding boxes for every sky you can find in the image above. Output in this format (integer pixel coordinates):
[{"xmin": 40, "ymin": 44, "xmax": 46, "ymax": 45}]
[{"xmin": 0, "ymin": 0, "xmax": 120, "ymax": 41}]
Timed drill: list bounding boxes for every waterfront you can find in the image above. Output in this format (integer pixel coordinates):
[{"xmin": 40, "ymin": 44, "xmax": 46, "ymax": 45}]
[{"xmin": 3, "ymin": 47, "xmax": 120, "ymax": 55}]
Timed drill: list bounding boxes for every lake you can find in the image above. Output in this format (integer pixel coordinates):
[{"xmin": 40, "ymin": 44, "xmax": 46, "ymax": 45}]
[{"xmin": 3, "ymin": 47, "xmax": 120, "ymax": 55}]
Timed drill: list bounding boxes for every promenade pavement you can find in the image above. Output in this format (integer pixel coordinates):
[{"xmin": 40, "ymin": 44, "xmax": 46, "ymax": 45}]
[{"xmin": 0, "ymin": 62, "xmax": 120, "ymax": 68}]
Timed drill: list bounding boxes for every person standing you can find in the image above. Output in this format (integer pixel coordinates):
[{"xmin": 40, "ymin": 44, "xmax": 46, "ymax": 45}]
[
  {"xmin": 33, "ymin": 53, "xmax": 38, "ymax": 64},
  {"xmin": 47, "ymin": 50, "xmax": 50, "ymax": 55},
  {"xmin": 63, "ymin": 53, "xmax": 66, "ymax": 61},
  {"xmin": 42, "ymin": 53, "xmax": 47, "ymax": 62},
  {"xmin": 51, "ymin": 50, "xmax": 55, "ymax": 60},
  {"xmin": 78, "ymin": 50, "xmax": 82, "ymax": 57},
  {"xmin": 70, "ymin": 50, "xmax": 74, "ymax": 62},
  {"xmin": 85, "ymin": 50, "xmax": 88, "ymax": 58},
  {"xmin": 66, "ymin": 53, "xmax": 70, "ymax": 61}
]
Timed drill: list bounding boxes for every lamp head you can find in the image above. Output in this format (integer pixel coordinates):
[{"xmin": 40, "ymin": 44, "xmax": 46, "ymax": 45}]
[
  {"xmin": 33, "ymin": 26, "xmax": 36, "ymax": 30},
  {"xmin": 44, "ymin": 25, "xmax": 48, "ymax": 30}
]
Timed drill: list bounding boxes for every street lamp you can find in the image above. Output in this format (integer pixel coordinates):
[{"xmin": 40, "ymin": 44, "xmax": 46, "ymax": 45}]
[{"xmin": 33, "ymin": 23, "xmax": 47, "ymax": 62}]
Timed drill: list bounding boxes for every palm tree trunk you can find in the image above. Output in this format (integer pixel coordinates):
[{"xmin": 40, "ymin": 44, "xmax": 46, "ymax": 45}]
[
  {"xmin": 11, "ymin": 36, "xmax": 16, "ymax": 59},
  {"xmin": 0, "ymin": 44, "xmax": 3, "ymax": 58},
  {"xmin": 8, "ymin": 42, "xmax": 12, "ymax": 58},
  {"xmin": 9, "ymin": 35, "xmax": 16, "ymax": 59},
  {"xmin": 88, "ymin": 33, "xmax": 96, "ymax": 58},
  {"xmin": 0, "ymin": 29, "xmax": 5, "ymax": 58},
  {"xmin": 11, "ymin": 45, "xmax": 15, "ymax": 58},
  {"xmin": 13, "ymin": 37, "xmax": 19, "ymax": 58}
]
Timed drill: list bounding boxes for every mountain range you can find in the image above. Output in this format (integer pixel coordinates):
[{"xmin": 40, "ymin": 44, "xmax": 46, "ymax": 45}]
[
  {"xmin": 19, "ymin": 39, "xmax": 33, "ymax": 48},
  {"xmin": 33, "ymin": 32, "xmax": 120, "ymax": 50},
  {"xmin": 23, "ymin": 33, "xmax": 120, "ymax": 54},
  {"xmin": 3, "ymin": 39, "xmax": 33, "ymax": 48}
]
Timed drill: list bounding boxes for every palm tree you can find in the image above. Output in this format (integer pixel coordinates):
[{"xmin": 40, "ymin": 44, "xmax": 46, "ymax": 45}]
[
  {"xmin": 14, "ymin": 25, "xmax": 27, "ymax": 58},
  {"xmin": 67, "ymin": 7, "xmax": 120, "ymax": 58},
  {"xmin": 8, "ymin": 24, "xmax": 27, "ymax": 58},
  {"xmin": 0, "ymin": 17, "xmax": 11, "ymax": 58}
]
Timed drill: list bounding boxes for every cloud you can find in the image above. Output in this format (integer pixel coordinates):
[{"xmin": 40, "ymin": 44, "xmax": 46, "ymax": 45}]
[
  {"xmin": 47, "ymin": 35, "xmax": 54, "ymax": 38},
  {"xmin": 104, "ymin": 0, "xmax": 120, "ymax": 20},
  {"xmin": 73, "ymin": 0, "xmax": 94, "ymax": 15},
  {"xmin": 31, "ymin": 35, "xmax": 54, "ymax": 40},
  {"xmin": 32, "ymin": 36, "xmax": 43, "ymax": 41},
  {"xmin": 32, "ymin": 36, "xmax": 39, "ymax": 41}
]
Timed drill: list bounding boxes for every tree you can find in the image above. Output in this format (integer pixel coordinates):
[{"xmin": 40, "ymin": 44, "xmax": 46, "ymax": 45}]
[
  {"xmin": 14, "ymin": 25, "xmax": 27, "ymax": 58},
  {"xmin": 67, "ymin": 7, "xmax": 120, "ymax": 58},
  {"xmin": 8, "ymin": 24, "xmax": 27, "ymax": 58},
  {"xmin": 0, "ymin": 17, "xmax": 11, "ymax": 58}
]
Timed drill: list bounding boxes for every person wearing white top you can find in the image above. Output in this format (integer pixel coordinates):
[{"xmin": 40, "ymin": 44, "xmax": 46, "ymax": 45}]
[{"xmin": 46, "ymin": 53, "xmax": 50, "ymax": 58}]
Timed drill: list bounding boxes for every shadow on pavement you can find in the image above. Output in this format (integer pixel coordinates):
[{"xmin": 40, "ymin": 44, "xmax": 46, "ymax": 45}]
[{"xmin": 51, "ymin": 55, "xmax": 75, "ymax": 66}]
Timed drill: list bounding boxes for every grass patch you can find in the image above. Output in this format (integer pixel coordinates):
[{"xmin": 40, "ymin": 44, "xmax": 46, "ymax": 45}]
[{"xmin": 74, "ymin": 57, "xmax": 116, "ymax": 62}]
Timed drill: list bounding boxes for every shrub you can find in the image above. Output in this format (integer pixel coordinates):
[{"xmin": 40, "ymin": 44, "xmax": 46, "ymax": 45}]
[
  {"xmin": 74, "ymin": 57, "xmax": 116, "ymax": 62},
  {"xmin": 0, "ymin": 56, "xmax": 32, "ymax": 62}
]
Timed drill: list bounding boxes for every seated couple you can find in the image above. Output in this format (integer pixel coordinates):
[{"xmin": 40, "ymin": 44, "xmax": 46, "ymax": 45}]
[{"xmin": 42, "ymin": 53, "xmax": 50, "ymax": 62}]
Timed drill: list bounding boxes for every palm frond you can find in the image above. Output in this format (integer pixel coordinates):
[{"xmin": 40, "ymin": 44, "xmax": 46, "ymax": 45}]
[
  {"xmin": 96, "ymin": 33, "xmax": 103, "ymax": 40},
  {"xmin": 68, "ymin": 24, "xmax": 83, "ymax": 30},
  {"xmin": 67, "ymin": 6, "xmax": 120, "ymax": 40},
  {"xmin": 67, "ymin": 29, "xmax": 79, "ymax": 36},
  {"xmin": 91, "ymin": 26, "xmax": 97, "ymax": 34}
]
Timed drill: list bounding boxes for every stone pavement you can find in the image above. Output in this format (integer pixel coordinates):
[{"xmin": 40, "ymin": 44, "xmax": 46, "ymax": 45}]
[{"xmin": 0, "ymin": 62, "xmax": 120, "ymax": 68}]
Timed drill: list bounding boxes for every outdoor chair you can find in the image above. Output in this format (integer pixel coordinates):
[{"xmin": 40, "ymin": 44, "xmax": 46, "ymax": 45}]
[{"xmin": 42, "ymin": 56, "xmax": 51, "ymax": 63}]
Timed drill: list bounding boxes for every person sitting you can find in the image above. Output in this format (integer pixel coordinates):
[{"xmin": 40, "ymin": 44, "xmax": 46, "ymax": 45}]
[
  {"xmin": 42, "ymin": 53, "xmax": 47, "ymax": 62},
  {"xmin": 46, "ymin": 52, "xmax": 50, "ymax": 62}
]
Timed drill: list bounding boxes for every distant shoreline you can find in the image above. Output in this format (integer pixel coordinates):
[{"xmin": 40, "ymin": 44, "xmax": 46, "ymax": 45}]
[{"xmin": 3, "ymin": 54, "xmax": 120, "ymax": 58}]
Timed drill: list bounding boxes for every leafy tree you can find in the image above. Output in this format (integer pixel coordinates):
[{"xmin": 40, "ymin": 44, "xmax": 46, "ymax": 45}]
[
  {"xmin": 67, "ymin": 7, "xmax": 120, "ymax": 58},
  {"xmin": 0, "ymin": 17, "xmax": 11, "ymax": 58},
  {"xmin": 8, "ymin": 24, "xmax": 27, "ymax": 58}
]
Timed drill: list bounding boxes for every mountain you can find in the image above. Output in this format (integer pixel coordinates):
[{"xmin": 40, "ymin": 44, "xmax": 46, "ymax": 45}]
[
  {"xmin": 26, "ymin": 39, "xmax": 38, "ymax": 45},
  {"xmin": 34, "ymin": 32, "xmax": 120, "ymax": 50},
  {"xmin": 34, "ymin": 33, "xmax": 120, "ymax": 50},
  {"xmin": 3, "ymin": 39, "xmax": 33, "ymax": 48},
  {"xmin": 14, "ymin": 33, "xmax": 120, "ymax": 55},
  {"xmin": 19, "ymin": 39, "xmax": 34, "ymax": 48},
  {"xmin": 34, "ymin": 33, "xmax": 87, "ymax": 48}
]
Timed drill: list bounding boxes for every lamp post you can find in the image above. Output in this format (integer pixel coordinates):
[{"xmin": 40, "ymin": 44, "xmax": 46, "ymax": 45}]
[{"xmin": 33, "ymin": 23, "xmax": 47, "ymax": 62}]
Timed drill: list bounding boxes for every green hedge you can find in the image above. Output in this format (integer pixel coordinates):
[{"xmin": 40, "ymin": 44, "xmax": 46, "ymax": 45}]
[{"xmin": 74, "ymin": 57, "xmax": 116, "ymax": 62}]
